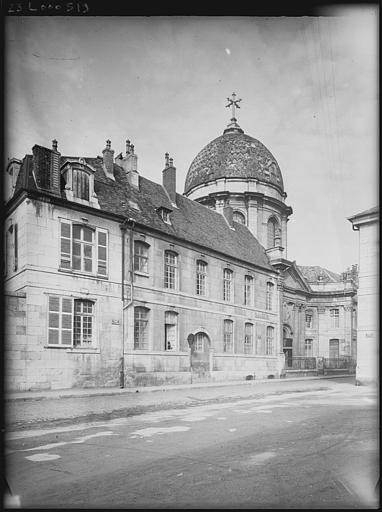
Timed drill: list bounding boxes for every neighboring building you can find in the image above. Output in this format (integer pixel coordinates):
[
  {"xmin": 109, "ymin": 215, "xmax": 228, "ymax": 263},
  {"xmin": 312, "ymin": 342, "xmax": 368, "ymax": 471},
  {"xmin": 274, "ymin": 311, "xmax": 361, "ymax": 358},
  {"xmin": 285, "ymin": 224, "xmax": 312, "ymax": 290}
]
[
  {"xmin": 348, "ymin": 206, "xmax": 379, "ymax": 385},
  {"xmin": 4, "ymin": 95, "xmax": 357, "ymax": 391}
]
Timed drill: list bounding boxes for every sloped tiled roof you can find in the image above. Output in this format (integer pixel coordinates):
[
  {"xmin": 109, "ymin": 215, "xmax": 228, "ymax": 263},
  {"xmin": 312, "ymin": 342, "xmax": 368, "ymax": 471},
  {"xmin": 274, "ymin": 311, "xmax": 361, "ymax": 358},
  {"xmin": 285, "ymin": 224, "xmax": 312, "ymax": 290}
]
[
  {"xmin": 297, "ymin": 265, "xmax": 341, "ymax": 283},
  {"xmin": 12, "ymin": 152, "xmax": 274, "ymax": 272}
]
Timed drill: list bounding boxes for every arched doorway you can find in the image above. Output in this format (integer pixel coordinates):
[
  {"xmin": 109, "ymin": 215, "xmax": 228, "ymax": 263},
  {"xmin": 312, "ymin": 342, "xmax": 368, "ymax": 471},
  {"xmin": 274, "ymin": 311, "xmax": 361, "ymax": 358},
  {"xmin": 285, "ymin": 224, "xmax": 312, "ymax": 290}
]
[
  {"xmin": 188, "ymin": 329, "xmax": 212, "ymax": 375},
  {"xmin": 283, "ymin": 325, "xmax": 293, "ymax": 368}
]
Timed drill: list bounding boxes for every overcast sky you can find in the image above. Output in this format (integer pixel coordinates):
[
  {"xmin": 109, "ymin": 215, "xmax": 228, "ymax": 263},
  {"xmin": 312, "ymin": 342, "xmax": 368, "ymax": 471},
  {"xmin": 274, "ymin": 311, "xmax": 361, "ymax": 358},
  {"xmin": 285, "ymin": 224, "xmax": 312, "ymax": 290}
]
[{"xmin": 5, "ymin": 11, "xmax": 378, "ymax": 273}]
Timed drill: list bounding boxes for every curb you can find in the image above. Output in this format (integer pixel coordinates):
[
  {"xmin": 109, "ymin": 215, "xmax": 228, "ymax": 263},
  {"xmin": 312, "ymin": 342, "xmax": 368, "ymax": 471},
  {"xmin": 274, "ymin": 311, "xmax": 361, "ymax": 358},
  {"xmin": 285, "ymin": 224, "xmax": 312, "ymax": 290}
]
[{"xmin": 5, "ymin": 374, "xmax": 354, "ymax": 403}]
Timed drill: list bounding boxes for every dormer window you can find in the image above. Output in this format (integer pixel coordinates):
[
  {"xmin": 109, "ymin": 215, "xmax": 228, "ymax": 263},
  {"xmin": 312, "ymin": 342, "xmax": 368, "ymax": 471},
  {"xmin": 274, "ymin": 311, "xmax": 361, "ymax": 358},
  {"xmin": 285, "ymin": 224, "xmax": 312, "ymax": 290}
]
[
  {"xmin": 157, "ymin": 207, "xmax": 172, "ymax": 224},
  {"xmin": 61, "ymin": 160, "xmax": 100, "ymax": 209},
  {"xmin": 72, "ymin": 169, "xmax": 90, "ymax": 201}
]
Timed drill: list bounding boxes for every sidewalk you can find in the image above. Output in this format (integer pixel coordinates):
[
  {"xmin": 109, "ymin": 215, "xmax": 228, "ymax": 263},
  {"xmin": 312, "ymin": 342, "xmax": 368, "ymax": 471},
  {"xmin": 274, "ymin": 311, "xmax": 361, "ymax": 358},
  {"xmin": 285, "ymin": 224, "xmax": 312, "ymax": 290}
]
[{"xmin": 5, "ymin": 375, "xmax": 357, "ymax": 432}]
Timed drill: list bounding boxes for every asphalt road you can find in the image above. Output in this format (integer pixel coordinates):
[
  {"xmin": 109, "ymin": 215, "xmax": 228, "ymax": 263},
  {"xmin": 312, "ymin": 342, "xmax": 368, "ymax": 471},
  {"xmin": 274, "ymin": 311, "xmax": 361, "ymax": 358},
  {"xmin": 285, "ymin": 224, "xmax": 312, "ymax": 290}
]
[{"xmin": 5, "ymin": 382, "xmax": 379, "ymax": 509}]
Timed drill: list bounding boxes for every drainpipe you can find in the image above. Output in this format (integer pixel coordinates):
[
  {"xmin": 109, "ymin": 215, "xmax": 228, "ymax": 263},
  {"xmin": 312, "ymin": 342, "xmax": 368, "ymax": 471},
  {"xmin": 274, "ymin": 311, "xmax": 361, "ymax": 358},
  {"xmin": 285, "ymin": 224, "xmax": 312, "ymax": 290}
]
[{"xmin": 119, "ymin": 218, "xmax": 135, "ymax": 388}]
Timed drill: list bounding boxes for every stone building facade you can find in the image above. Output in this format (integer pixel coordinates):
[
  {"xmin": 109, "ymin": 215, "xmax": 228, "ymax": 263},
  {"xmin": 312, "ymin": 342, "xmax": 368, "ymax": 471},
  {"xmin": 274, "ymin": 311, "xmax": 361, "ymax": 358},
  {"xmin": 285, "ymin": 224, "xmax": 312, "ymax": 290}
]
[
  {"xmin": 4, "ymin": 97, "xmax": 357, "ymax": 391},
  {"xmin": 348, "ymin": 207, "xmax": 379, "ymax": 385}
]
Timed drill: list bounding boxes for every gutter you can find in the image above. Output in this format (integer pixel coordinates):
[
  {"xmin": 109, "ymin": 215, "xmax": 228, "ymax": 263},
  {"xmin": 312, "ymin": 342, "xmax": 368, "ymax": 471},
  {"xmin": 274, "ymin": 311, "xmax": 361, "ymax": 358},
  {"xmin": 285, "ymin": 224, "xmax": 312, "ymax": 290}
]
[{"xmin": 119, "ymin": 218, "xmax": 135, "ymax": 388}]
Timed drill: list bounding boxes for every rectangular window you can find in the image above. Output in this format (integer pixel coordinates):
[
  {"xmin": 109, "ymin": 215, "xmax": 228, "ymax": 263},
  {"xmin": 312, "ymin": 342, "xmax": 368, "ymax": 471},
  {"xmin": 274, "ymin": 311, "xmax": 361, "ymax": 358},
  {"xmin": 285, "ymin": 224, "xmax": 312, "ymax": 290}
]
[
  {"xmin": 48, "ymin": 295, "xmax": 73, "ymax": 346},
  {"xmin": 266, "ymin": 326, "xmax": 274, "ymax": 355},
  {"xmin": 244, "ymin": 275, "xmax": 253, "ymax": 305},
  {"xmin": 305, "ymin": 312, "xmax": 313, "ymax": 329},
  {"xmin": 305, "ymin": 339, "xmax": 313, "ymax": 357},
  {"xmin": 165, "ymin": 311, "xmax": 178, "ymax": 351},
  {"xmin": 134, "ymin": 241, "xmax": 149, "ymax": 274},
  {"xmin": 73, "ymin": 300, "xmax": 94, "ymax": 347},
  {"xmin": 223, "ymin": 319, "xmax": 234, "ymax": 353},
  {"xmin": 134, "ymin": 307, "xmax": 149, "ymax": 349},
  {"xmin": 164, "ymin": 251, "xmax": 177, "ymax": 289},
  {"xmin": 60, "ymin": 220, "xmax": 108, "ymax": 276},
  {"xmin": 196, "ymin": 260, "xmax": 207, "ymax": 296},
  {"xmin": 244, "ymin": 323, "xmax": 253, "ymax": 354},
  {"xmin": 329, "ymin": 339, "xmax": 339, "ymax": 358},
  {"xmin": 330, "ymin": 309, "xmax": 339, "ymax": 328},
  {"xmin": 195, "ymin": 333, "xmax": 205, "ymax": 352},
  {"xmin": 223, "ymin": 269, "xmax": 233, "ymax": 302},
  {"xmin": 266, "ymin": 282, "xmax": 274, "ymax": 311}
]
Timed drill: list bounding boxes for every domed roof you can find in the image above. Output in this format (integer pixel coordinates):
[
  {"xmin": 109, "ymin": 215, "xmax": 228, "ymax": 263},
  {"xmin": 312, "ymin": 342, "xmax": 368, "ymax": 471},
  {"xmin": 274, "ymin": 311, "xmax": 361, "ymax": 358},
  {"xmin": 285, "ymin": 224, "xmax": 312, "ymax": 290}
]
[{"xmin": 184, "ymin": 127, "xmax": 284, "ymax": 195}]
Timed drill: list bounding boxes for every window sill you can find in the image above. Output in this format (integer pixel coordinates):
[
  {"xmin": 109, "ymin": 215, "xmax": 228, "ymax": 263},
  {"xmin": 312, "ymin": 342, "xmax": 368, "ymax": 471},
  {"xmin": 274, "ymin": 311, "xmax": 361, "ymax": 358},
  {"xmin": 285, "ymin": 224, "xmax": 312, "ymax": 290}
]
[
  {"xmin": 134, "ymin": 271, "xmax": 150, "ymax": 278},
  {"xmin": 58, "ymin": 267, "xmax": 109, "ymax": 280},
  {"xmin": 66, "ymin": 348, "xmax": 100, "ymax": 354},
  {"xmin": 44, "ymin": 345, "xmax": 100, "ymax": 354}
]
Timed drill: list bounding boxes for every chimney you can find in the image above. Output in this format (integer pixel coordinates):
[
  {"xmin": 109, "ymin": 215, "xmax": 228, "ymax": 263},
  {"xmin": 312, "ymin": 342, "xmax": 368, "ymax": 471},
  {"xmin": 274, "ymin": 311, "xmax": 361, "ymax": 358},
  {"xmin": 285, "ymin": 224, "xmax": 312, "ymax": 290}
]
[
  {"xmin": 116, "ymin": 139, "xmax": 139, "ymax": 189},
  {"xmin": 223, "ymin": 205, "xmax": 234, "ymax": 228},
  {"xmin": 32, "ymin": 141, "xmax": 61, "ymax": 197},
  {"xmin": 162, "ymin": 153, "xmax": 176, "ymax": 204},
  {"xmin": 102, "ymin": 139, "xmax": 115, "ymax": 180}
]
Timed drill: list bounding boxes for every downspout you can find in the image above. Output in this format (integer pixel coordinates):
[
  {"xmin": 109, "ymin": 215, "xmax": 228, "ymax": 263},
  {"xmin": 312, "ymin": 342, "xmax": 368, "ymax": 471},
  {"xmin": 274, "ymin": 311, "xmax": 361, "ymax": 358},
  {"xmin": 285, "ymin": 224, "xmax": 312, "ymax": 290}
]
[{"xmin": 119, "ymin": 218, "xmax": 135, "ymax": 388}]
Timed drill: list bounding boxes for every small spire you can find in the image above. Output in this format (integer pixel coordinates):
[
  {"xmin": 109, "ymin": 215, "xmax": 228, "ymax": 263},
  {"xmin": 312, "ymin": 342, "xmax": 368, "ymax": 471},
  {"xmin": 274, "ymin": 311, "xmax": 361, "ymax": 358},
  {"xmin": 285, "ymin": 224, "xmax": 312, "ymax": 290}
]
[
  {"xmin": 106, "ymin": 140, "xmax": 111, "ymax": 150},
  {"xmin": 165, "ymin": 152, "xmax": 170, "ymax": 167},
  {"xmin": 126, "ymin": 139, "xmax": 131, "ymax": 154},
  {"xmin": 52, "ymin": 139, "xmax": 58, "ymax": 151},
  {"xmin": 169, "ymin": 157, "xmax": 174, "ymax": 167},
  {"xmin": 130, "ymin": 144, "xmax": 134, "ymax": 154}
]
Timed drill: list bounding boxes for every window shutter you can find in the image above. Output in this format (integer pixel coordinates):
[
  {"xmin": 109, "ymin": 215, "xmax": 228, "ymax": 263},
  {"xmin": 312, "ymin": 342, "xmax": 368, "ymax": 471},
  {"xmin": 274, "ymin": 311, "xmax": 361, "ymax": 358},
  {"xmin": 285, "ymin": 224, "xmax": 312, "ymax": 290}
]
[
  {"xmin": 48, "ymin": 296, "xmax": 73, "ymax": 345},
  {"xmin": 60, "ymin": 221, "xmax": 72, "ymax": 269},
  {"xmin": 61, "ymin": 297, "xmax": 73, "ymax": 345},
  {"xmin": 97, "ymin": 230, "xmax": 108, "ymax": 275},
  {"xmin": 48, "ymin": 296, "xmax": 60, "ymax": 344}
]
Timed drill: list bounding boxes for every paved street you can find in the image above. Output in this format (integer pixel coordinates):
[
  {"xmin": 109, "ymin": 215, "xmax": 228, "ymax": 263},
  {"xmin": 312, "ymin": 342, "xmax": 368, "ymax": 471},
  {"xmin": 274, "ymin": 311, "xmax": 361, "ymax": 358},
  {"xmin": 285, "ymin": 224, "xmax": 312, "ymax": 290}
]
[{"xmin": 5, "ymin": 378, "xmax": 379, "ymax": 509}]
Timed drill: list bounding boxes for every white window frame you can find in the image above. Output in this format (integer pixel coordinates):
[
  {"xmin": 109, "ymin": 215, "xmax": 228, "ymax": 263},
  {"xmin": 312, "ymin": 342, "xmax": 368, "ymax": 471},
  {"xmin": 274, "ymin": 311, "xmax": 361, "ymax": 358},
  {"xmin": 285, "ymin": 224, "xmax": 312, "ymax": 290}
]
[
  {"xmin": 223, "ymin": 319, "xmax": 234, "ymax": 353},
  {"xmin": 330, "ymin": 308, "xmax": 340, "ymax": 328},
  {"xmin": 134, "ymin": 306, "xmax": 149, "ymax": 350},
  {"xmin": 266, "ymin": 326, "xmax": 274, "ymax": 355},
  {"xmin": 164, "ymin": 250, "xmax": 178, "ymax": 289},
  {"xmin": 73, "ymin": 299, "xmax": 96, "ymax": 347},
  {"xmin": 47, "ymin": 295, "xmax": 97, "ymax": 348},
  {"xmin": 305, "ymin": 338, "xmax": 313, "ymax": 357},
  {"xmin": 223, "ymin": 268, "xmax": 233, "ymax": 302},
  {"xmin": 244, "ymin": 275, "xmax": 253, "ymax": 306},
  {"xmin": 266, "ymin": 282, "xmax": 274, "ymax": 311},
  {"xmin": 244, "ymin": 323, "xmax": 253, "ymax": 354},
  {"xmin": 134, "ymin": 240, "xmax": 149, "ymax": 275},
  {"xmin": 196, "ymin": 260, "xmax": 207, "ymax": 296},
  {"xmin": 59, "ymin": 219, "xmax": 108, "ymax": 277}
]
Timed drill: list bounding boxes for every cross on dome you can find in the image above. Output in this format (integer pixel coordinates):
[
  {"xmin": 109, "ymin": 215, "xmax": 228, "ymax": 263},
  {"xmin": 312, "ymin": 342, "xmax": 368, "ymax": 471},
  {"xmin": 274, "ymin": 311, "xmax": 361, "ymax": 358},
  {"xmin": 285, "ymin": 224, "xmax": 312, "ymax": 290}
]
[{"xmin": 226, "ymin": 92, "xmax": 242, "ymax": 120}]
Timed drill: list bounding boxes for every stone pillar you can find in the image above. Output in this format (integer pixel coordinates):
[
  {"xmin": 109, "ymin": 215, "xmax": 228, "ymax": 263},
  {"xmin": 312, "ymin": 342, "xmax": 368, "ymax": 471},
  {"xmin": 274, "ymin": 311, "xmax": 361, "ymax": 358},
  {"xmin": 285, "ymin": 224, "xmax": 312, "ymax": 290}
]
[
  {"xmin": 246, "ymin": 196, "xmax": 258, "ymax": 238},
  {"xmin": 209, "ymin": 347, "xmax": 214, "ymax": 372}
]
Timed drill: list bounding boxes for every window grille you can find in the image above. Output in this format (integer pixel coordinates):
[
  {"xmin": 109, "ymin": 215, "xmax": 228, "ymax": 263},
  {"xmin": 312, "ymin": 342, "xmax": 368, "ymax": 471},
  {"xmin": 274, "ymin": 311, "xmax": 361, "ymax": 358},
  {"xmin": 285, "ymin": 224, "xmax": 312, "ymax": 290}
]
[
  {"xmin": 134, "ymin": 307, "xmax": 149, "ymax": 349},
  {"xmin": 164, "ymin": 251, "xmax": 177, "ymax": 289},
  {"xmin": 223, "ymin": 269, "xmax": 233, "ymax": 301},
  {"xmin": 196, "ymin": 260, "xmax": 207, "ymax": 296},
  {"xmin": 223, "ymin": 319, "xmax": 234, "ymax": 352},
  {"xmin": 244, "ymin": 323, "xmax": 253, "ymax": 354},
  {"xmin": 134, "ymin": 241, "xmax": 149, "ymax": 274},
  {"xmin": 244, "ymin": 275, "xmax": 253, "ymax": 305},
  {"xmin": 266, "ymin": 326, "xmax": 274, "ymax": 355}
]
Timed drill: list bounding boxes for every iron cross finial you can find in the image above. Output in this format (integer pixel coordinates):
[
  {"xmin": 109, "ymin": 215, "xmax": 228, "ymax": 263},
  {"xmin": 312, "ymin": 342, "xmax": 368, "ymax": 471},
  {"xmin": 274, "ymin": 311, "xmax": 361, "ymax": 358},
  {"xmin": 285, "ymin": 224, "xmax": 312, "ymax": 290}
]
[{"xmin": 226, "ymin": 92, "xmax": 242, "ymax": 119}]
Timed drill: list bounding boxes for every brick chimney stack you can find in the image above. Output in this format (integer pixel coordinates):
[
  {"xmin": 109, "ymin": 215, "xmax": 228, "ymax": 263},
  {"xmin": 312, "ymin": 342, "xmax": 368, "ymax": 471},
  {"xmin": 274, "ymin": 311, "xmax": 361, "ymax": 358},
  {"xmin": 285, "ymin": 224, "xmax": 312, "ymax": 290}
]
[
  {"xmin": 102, "ymin": 139, "xmax": 115, "ymax": 180},
  {"xmin": 162, "ymin": 153, "xmax": 176, "ymax": 205},
  {"xmin": 114, "ymin": 139, "xmax": 139, "ymax": 189}
]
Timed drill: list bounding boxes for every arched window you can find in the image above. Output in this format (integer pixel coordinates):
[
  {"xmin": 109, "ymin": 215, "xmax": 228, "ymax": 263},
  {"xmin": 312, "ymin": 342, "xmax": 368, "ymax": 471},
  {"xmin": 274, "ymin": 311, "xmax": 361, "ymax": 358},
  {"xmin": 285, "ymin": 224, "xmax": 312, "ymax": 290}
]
[
  {"xmin": 266, "ymin": 282, "xmax": 274, "ymax": 311},
  {"xmin": 195, "ymin": 332, "xmax": 209, "ymax": 352},
  {"xmin": 267, "ymin": 217, "xmax": 280, "ymax": 249},
  {"xmin": 223, "ymin": 319, "xmax": 234, "ymax": 352},
  {"xmin": 165, "ymin": 311, "xmax": 178, "ymax": 351},
  {"xmin": 233, "ymin": 211, "xmax": 246, "ymax": 225},
  {"xmin": 223, "ymin": 268, "xmax": 233, "ymax": 301},
  {"xmin": 134, "ymin": 241, "xmax": 149, "ymax": 274},
  {"xmin": 134, "ymin": 307, "xmax": 149, "ymax": 349},
  {"xmin": 244, "ymin": 323, "xmax": 253, "ymax": 354},
  {"xmin": 164, "ymin": 250, "xmax": 178, "ymax": 289},
  {"xmin": 196, "ymin": 260, "xmax": 207, "ymax": 296},
  {"xmin": 266, "ymin": 326, "xmax": 274, "ymax": 355}
]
